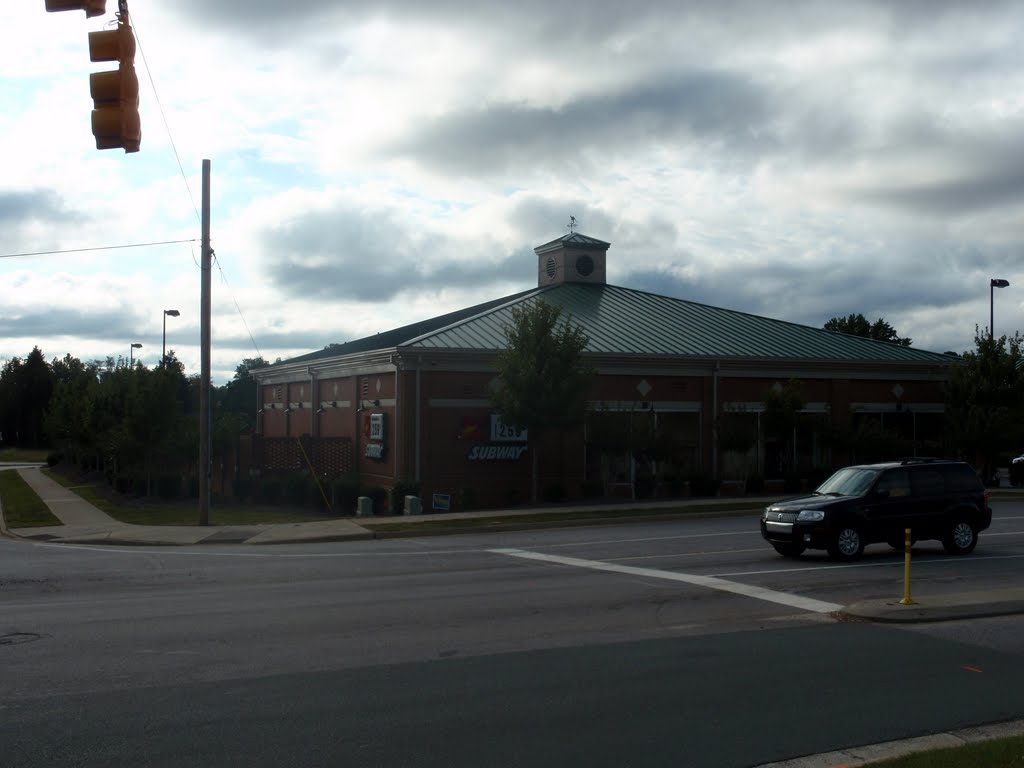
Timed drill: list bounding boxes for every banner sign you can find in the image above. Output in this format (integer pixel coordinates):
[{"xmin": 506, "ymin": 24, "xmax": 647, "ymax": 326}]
[{"xmin": 432, "ymin": 493, "xmax": 451, "ymax": 511}]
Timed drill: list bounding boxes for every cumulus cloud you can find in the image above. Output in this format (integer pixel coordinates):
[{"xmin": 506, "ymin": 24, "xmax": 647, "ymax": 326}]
[{"xmin": 3, "ymin": 0, "xmax": 1024, "ymax": 380}]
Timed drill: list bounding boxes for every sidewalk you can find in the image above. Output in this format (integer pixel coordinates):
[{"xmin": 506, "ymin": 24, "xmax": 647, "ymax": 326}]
[
  {"xmin": 3, "ymin": 465, "xmax": 1024, "ymax": 624},
  {"xmin": 3, "ymin": 466, "xmax": 375, "ymax": 546}
]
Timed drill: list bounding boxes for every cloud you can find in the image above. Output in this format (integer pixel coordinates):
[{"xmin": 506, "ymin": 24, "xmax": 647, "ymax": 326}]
[{"xmin": 390, "ymin": 72, "xmax": 774, "ymax": 176}]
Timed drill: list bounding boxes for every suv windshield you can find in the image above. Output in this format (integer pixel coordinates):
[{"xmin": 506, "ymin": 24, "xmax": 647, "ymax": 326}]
[{"xmin": 814, "ymin": 467, "xmax": 880, "ymax": 497}]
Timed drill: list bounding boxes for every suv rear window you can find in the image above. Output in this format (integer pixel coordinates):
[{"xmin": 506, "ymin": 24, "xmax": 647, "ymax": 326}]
[{"xmin": 943, "ymin": 463, "xmax": 983, "ymax": 492}]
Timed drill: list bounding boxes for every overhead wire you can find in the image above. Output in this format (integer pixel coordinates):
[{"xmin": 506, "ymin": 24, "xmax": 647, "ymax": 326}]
[
  {"xmin": 0, "ymin": 239, "xmax": 197, "ymax": 259},
  {"xmin": 131, "ymin": 8, "xmax": 267, "ymax": 362}
]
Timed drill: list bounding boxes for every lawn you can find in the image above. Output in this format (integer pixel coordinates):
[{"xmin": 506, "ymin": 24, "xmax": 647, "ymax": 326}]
[
  {"xmin": 0, "ymin": 447, "xmax": 51, "ymax": 463},
  {"xmin": 0, "ymin": 469, "xmax": 62, "ymax": 528},
  {"xmin": 42, "ymin": 466, "xmax": 338, "ymax": 526},
  {"xmin": 871, "ymin": 733, "xmax": 1024, "ymax": 767}
]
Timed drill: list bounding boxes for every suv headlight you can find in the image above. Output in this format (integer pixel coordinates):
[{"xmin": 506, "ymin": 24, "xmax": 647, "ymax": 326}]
[{"xmin": 797, "ymin": 510, "xmax": 825, "ymax": 522}]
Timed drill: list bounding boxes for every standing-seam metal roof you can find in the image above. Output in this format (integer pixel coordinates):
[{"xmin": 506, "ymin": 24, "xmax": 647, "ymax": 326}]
[
  {"xmin": 401, "ymin": 282, "xmax": 953, "ymax": 363},
  {"xmin": 275, "ymin": 282, "xmax": 953, "ymax": 367}
]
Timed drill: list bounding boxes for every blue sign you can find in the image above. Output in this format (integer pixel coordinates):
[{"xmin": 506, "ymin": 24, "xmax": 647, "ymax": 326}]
[{"xmin": 432, "ymin": 493, "xmax": 451, "ymax": 512}]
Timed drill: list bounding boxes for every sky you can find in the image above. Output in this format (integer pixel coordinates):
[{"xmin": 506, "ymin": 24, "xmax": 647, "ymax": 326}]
[{"xmin": 5, "ymin": 1, "xmax": 1024, "ymax": 383}]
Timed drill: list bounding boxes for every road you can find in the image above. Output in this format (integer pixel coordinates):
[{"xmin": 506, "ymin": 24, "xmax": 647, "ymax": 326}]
[{"xmin": 2, "ymin": 503, "xmax": 1023, "ymax": 766}]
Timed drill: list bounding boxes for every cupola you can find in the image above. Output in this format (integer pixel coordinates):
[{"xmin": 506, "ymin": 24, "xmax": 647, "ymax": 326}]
[{"xmin": 534, "ymin": 232, "xmax": 610, "ymax": 287}]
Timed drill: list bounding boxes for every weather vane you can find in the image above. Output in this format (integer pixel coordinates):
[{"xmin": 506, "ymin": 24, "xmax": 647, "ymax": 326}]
[{"xmin": 568, "ymin": 215, "xmax": 577, "ymax": 233}]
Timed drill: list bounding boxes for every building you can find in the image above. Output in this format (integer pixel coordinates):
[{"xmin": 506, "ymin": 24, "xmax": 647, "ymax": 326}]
[{"xmin": 251, "ymin": 233, "xmax": 954, "ymax": 509}]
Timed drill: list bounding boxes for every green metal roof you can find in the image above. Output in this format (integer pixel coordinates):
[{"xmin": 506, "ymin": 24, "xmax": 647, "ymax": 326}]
[
  {"xmin": 279, "ymin": 288, "xmax": 536, "ymax": 365},
  {"xmin": 401, "ymin": 283, "xmax": 954, "ymax": 364},
  {"xmin": 276, "ymin": 282, "xmax": 953, "ymax": 367}
]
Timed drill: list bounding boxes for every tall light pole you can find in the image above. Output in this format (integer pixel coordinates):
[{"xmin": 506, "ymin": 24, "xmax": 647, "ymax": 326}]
[
  {"xmin": 991, "ymin": 278, "xmax": 1010, "ymax": 340},
  {"xmin": 162, "ymin": 309, "xmax": 180, "ymax": 366},
  {"xmin": 130, "ymin": 342, "xmax": 142, "ymax": 367}
]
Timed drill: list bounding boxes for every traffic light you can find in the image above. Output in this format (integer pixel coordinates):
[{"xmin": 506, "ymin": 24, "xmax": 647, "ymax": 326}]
[
  {"xmin": 88, "ymin": 19, "xmax": 141, "ymax": 153},
  {"xmin": 44, "ymin": 0, "xmax": 140, "ymax": 153},
  {"xmin": 44, "ymin": 0, "xmax": 106, "ymax": 17}
]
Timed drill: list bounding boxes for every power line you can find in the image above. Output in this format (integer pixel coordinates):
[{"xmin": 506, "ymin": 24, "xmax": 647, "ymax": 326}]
[{"xmin": 0, "ymin": 239, "xmax": 197, "ymax": 259}]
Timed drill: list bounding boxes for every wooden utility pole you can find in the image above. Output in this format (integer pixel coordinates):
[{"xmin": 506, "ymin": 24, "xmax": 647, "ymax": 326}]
[{"xmin": 199, "ymin": 159, "xmax": 211, "ymax": 525}]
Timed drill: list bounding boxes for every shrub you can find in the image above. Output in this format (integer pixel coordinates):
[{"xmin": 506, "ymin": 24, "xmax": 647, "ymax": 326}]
[
  {"xmin": 360, "ymin": 485, "xmax": 387, "ymax": 515},
  {"xmin": 580, "ymin": 480, "xmax": 604, "ymax": 499},
  {"xmin": 783, "ymin": 473, "xmax": 803, "ymax": 494},
  {"xmin": 114, "ymin": 474, "xmax": 133, "ymax": 494},
  {"xmin": 807, "ymin": 467, "xmax": 832, "ymax": 489},
  {"xmin": 285, "ymin": 472, "xmax": 311, "ymax": 507},
  {"xmin": 460, "ymin": 487, "xmax": 478, "ymax": 512},
  {"xmin": 745, "ymin": 475, "xmax": 764, "ymax": 494},
  {"xmin": 660, "ymin": 474, "xmax": 684, "ymax": 497},
  {"xmin": 634, "ymin": 474, "xmax": 656, "ymax": 499},
  {"xmin": 390, "ymin": 478, "xmax": 421, "ymax": 515},
  {"xmin": 155, "ymin": 474, "xmax": 181, "ymax": 499},
  {"xmin": 688, "ymin": 473, "xmax": 720, "ymax": 497},
  {"xmin": 543, "ymin": 482, "xmax": 566, "ymax": 503},
  {"xmin": 46, "ymin": 452, "xmax": 64, "ymax": 467},
  {"xmin": 331, "ymin": 474, "xmax": 361, "ymax": 514},
  {"xmin": 261, "ymin": 476, "xmax": 283, "ymax": 504},
  {"xmin": 233, "ymin": 473, "xmax": 253, "ymax": 501}
]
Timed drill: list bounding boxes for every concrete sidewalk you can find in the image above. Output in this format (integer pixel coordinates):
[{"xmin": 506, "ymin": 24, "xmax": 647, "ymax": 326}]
[{"xmin": 3, "ymin": 465, "xmax": 376, "ymax": 546}]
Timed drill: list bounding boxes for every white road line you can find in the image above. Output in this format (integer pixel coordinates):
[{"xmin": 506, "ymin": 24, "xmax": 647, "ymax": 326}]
[
  {"xmin": 541, "ymin": 530, "xmax": 750, "ymax": 549},
  {"xmin": 488, "ymin": 547, "xmax": 842, "ymax": 614},
  {"xmin": 607, "ymin": 547, "xmax": 768, "ymax": 562}
]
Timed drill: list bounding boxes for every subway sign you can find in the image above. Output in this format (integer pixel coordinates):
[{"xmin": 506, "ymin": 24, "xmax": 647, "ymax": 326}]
[{"xmin": 467, "ymin": 445, "xmax": 528, "ymax": 461}]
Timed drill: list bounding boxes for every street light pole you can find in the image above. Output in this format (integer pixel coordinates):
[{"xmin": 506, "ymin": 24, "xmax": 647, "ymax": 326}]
[
  {"xmin": 162, "ymin": 309, "xmax": 180, "ymax": 366},
  {"xmin": 991, "ymin": 278, "xmax": 1010, "ymax": 340},
  {"xmin": 130, "ymin": 342, "xmax": 142, "ymax": 367}
]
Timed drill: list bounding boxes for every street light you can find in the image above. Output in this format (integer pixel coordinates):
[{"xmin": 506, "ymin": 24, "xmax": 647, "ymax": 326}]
[
  {"xmin": 130, "ymin": 342, "xmax": 143, "ymax": 367},
  {"xmin": 991, "ymin": 278, "xmax": 1010, "ymax": 340},
  {"xmin": 162, "ymin": 309, "xmax": 180, "ymax": 366}
]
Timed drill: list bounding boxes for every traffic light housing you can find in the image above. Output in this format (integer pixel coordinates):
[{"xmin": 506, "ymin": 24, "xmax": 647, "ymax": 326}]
[
  {"xmin": 44, "ymin": 0, "xmax": 106, "ymax": 17},
  {"xmin": 88, "ymin": 19, "xmax": 140, "ymax": 152}
]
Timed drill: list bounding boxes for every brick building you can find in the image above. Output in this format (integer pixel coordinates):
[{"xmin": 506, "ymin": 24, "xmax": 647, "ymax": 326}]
[{"xmin": 252, "ymin": 233, "xmax": 954, "ymax": 509}]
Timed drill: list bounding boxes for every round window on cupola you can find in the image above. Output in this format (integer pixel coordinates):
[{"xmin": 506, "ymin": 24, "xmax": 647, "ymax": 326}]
[
  {"xmin": 575, "ymin": 254, "xmax": 594, "ymax": 277},
  {"xmin": 546, "ymin": 256, "xmax": 557, "ymax": 279}
]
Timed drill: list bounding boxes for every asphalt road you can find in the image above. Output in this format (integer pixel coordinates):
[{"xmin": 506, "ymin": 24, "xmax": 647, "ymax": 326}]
[{"xmin": 2, "ymin": 503, "xmax": 1023, "ymax": 766}]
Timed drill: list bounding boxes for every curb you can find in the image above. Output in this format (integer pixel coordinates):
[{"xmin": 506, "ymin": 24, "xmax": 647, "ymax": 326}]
[{"xmin": 754, "ymin": 718, "xmax": 1024, "ymax": 767}]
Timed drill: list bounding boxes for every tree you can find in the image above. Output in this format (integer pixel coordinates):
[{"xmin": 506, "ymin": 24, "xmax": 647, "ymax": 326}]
[
  {"xmin": 491, "ymin": 300, "xmax": 594, "ymax": 503},
  {"xmin": 945, "ymin": 328, "xmax": 1024, "ymax": 482},
  {"xmin": 824, "ymin": 313, "xmax": 912, "ymax": 346},
  {"xmin": 763, "ymin": 379, "xmax": 804, "ymax": 477},
  {"xmin": 0, "ymin": 347, "xmax": 56, "ymax": 448}
]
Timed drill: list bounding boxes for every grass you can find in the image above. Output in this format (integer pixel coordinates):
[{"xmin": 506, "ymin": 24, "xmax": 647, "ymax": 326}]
[
  {"xmin": 0, "ymin": 447, "xmax": 51, "ymax": 463},
  {"xmin": 362, "ymin": 500, "xmax": 761, "ymax": 531},
  {"xmin": 871, "ymin": 733, "xmax": 1024, "ymax": 767},
  {"xmin": 0, "ymin": 469, "xmax": 62, "ymax": 528},
  {"xmin": 42, "ymin": 466, "xmax": 336, "ymax": 526}
]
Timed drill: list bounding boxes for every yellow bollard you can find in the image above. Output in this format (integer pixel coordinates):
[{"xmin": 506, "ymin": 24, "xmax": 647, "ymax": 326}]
[{"xmin": 899, "ymin": 527, "xmax": 916, "ymax": 605}]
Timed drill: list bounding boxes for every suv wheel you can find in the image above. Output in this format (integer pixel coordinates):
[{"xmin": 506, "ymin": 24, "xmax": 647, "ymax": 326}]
[
  {"xmin": 828, "ymin": 525, "xmax": 864, "ymax": 561},
  {"xmin": 771, "ymin": 542, "xmax": 805, "ymax": 558},
  {"xmin": 943, "ymin": 519, "xmax": 978, "ymax": 555}
]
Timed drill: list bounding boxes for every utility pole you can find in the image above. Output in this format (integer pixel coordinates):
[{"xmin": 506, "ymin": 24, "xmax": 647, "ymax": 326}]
[{"xmin": 199, "ymin": 159, "xmax": 211, "ymax": 525}]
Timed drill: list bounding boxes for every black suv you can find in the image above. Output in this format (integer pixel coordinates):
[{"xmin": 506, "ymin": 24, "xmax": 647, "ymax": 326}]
[{"xmin": 760, "ymin": 459, "xmax": 991, "ymax": 561}]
